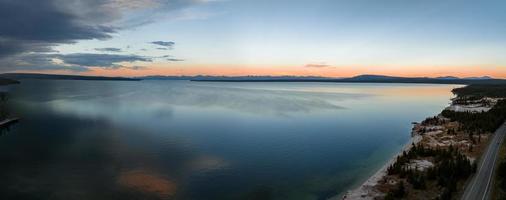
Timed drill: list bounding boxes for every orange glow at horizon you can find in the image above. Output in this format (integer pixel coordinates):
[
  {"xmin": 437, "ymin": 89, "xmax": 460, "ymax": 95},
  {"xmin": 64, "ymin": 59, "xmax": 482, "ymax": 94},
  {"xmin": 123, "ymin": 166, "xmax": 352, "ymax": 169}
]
[{"xmin": 15, "ymin": 64, "xmax": 506, "ymax": 78}]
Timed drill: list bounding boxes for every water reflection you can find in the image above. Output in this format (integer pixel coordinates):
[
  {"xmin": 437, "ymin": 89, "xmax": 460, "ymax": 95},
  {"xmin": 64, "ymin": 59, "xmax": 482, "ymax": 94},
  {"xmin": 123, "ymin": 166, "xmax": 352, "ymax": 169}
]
[
  {"xmin": 42, "ymin": 81, "xmax": 360, "ymax": 118},
  {"xmin": 118, "ymin": 169, "xmax": 177, "ymax": 198},
  {"xmin": 0, "ymin": 80, "xmax": 457, "ymax": 200}
]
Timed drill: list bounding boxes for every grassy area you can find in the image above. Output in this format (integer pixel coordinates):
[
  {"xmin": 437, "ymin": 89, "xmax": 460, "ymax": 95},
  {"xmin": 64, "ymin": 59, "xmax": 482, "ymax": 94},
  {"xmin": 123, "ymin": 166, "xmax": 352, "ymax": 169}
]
[{"xmin": 492, "ymin": 137, "xmax": 506, "ymax": 200}]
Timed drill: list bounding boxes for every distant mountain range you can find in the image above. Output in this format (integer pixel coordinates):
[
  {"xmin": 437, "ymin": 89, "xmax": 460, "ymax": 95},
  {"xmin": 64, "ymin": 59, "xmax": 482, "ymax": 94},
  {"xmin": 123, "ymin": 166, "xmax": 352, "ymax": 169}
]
[
  {"xmin": 140, "ymin": 75, "xmax": 330, "ymax": 81},
  {"xmin": 435, "ymin": 76, "xmax": 492, "ymax": 80},
  {"xmin": 1, "ymin": 73, "xmax": 505, "ymax": 85},
  {"xmin": 186, "ymin": 74, "xmax": 505, "ymax": 84}
]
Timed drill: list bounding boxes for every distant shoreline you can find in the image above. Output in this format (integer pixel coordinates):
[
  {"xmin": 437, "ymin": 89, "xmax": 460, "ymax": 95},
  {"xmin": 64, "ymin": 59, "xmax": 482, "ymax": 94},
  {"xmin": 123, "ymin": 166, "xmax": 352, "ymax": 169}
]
[
  {"xmin": 0, "ymin": 77, "xmax": 20, "ymax": 86},
  {"xmin": 191, "ymin": 78, "xmax": 506, "ymax": 85},
  {"xmin": 2, "ymin": 73, "xmax": 506, "ymax": 85},
  {"xmin": 0, "ymin": 73, "xmax": 140, "ymax": 81}
]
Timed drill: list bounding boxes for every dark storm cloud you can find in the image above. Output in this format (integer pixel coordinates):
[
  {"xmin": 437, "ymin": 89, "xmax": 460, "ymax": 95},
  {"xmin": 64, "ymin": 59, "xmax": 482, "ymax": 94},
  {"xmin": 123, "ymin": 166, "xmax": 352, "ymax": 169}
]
[
  {"xmin": 150, "ymin": 41, "xmax": 175, "ymax": 48},
  {"xmin": 0, "ymin": 0, "xmax": 116, "ymax": 58},
  {"xmin": 56, "ymin": 53, "xmax": 151, "ymax": 68},
  {"xmin": 0, "ymin": 39, "xmax": 25, "ymax": 57},
  {"xmin": 0, "ymin": 0, "xmax": 207, "ymax": 72},
  {"xmin": 0, "ymin": 1, "xmax": 114, "ymax": 42},
  {"xmin": 95, "ymin": 48, "xmax": 122, "ymax": 52}
]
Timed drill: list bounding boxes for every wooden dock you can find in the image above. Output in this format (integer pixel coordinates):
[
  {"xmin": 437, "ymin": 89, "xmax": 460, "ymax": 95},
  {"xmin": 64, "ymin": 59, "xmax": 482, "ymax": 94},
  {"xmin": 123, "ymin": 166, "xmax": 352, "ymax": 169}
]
[{"xmin": 0, "ymin": 118, "xmax": 19, "ymax": 128}]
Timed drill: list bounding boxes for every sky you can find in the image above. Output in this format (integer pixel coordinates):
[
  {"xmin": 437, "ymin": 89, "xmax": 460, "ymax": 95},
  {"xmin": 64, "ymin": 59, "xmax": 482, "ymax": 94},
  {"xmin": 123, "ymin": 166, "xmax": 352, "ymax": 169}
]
[{"xmin": 1, "ymin": 0, "xmax": 506, "ymax": 78}]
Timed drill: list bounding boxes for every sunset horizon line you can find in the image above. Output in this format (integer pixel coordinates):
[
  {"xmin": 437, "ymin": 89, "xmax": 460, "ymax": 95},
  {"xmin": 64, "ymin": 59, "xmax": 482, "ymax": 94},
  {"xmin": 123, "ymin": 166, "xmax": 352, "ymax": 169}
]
[{"xmin": 3, "ymin": 71, "xmax": 503, "ymax": 79}]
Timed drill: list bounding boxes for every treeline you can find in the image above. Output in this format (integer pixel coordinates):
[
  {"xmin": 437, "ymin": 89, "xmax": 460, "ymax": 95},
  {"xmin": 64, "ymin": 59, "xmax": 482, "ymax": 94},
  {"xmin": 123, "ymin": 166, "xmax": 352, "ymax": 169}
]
[
  {"xmin": 441, "ymin": 100, "xmax": 506, "ymax": 133},
  {"xmin": 421, "ymin": 116, "xmax": 446, "ymax": 126},
  {"xmin": 452, "ymin": 84, "xmax": 506, "ymax": 98},
  {"xmin": 452, "ymin": 97, "xmax": 494, "ymax": 106},
  {"xmin": 385, "ymin": 144, "xmax": 476, "ymax": 200}
]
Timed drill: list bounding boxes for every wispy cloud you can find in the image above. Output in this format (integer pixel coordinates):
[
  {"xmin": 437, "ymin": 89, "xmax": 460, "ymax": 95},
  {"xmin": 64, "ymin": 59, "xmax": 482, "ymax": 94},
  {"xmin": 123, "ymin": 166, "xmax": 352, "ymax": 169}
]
[
  {"xmin": 95, "ymin": 47, "xmax": 122, "ymax": 52},
  {"xmin": 56, "ymin": 53, "xmax": 151, "ymax": 68},
  {"xmin": 0, "ymin": 52, "xmax": 152, "ymax": 72},
  {"xmin": 304, "ymin": 63, "xmax": 332, "ymax": 68},
  {"xmin": 128, "ymin": 66, "xmax": 149, "ymax": 70},
  {"xmin": 166, "ymin": 58, "xmax": 184, "ymax": 62},
  {"xmin": 161, "ymin": 55, "xmax": 184, "ymax": 62},
  {"xmin": 0, "ymin": 53, "xmax": 89, "ymax": 72},
  {"xmin": 150, "ymin": 41, "xmax": 175, "ymax": 48}
]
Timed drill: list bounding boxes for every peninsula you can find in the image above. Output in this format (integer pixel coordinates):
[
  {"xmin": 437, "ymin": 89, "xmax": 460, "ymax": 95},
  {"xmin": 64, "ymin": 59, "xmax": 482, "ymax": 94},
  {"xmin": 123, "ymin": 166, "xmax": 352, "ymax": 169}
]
[{"xmin": 339, "ymin": 84, "xmax": 506, "ymax": 200}]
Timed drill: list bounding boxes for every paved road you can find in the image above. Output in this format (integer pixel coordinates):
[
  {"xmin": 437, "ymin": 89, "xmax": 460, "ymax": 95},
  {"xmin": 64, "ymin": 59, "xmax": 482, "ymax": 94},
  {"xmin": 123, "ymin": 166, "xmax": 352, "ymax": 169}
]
[{"xmin": 462, "ymin": 122, "xmax": 506, "ymax": 200}]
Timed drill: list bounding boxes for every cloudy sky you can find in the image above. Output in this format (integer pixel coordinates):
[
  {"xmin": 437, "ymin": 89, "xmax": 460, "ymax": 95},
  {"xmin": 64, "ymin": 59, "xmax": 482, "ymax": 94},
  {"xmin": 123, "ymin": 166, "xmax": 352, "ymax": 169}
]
[{"xmin": 1, "ymin": 0, "xmax": 506, "ymax": 77}]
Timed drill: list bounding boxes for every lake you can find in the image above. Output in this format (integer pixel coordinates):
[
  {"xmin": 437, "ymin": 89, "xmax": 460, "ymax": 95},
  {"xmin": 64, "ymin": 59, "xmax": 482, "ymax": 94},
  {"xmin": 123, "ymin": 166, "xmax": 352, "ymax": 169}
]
[{"xmin": 0, "ymin": 80, "xmax": 457, "ymax": 200}]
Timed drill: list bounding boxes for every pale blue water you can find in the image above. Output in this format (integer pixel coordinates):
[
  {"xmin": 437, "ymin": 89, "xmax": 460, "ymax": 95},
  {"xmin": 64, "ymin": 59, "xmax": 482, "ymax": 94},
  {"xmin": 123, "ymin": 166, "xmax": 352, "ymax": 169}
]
[{"xmin": 0, "ymin": 80, "xmax": 457, "ymax": 200}]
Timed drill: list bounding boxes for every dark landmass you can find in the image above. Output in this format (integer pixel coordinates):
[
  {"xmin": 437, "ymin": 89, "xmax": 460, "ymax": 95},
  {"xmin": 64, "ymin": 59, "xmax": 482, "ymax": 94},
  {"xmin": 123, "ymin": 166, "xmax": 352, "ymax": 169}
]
[
  {"xmin": 452, "ymin": 84, "xmax": 506, "ymax": 98},
  {"xmin": 140, "ymin": 75, "xmax": 329, "ymax": 81},
  {"xmin": 186, "ymin": 74, "xmax": 506, "ymax": 85},
  {"xmin": 2, "ymin": 73, "xmax": 505, "ymax": 85},
  {"xmin": 139, "ymin": 75, "xmax": 196, "ymax": 80},
  {"xmin": 0, "ymin": 77, "xmax": 20, "ymax": 85},
  {"xmin": 1, "ymin": 73, "xmax": 140, "ymax": 81}
]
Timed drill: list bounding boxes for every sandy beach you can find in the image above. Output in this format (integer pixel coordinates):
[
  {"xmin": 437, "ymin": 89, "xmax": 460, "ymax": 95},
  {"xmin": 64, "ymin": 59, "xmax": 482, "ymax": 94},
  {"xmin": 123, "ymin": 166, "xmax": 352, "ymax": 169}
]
[{"xmin": 332, "ymin": 134, "xmax": 423, "ymax": 200}]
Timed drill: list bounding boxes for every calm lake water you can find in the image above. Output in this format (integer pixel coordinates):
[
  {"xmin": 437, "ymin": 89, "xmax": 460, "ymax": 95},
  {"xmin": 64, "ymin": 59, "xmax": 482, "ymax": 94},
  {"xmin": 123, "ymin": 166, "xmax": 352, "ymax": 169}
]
[{"xmin": 0, "ymin": 80, "xmax": 457, "ymax": 200}]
